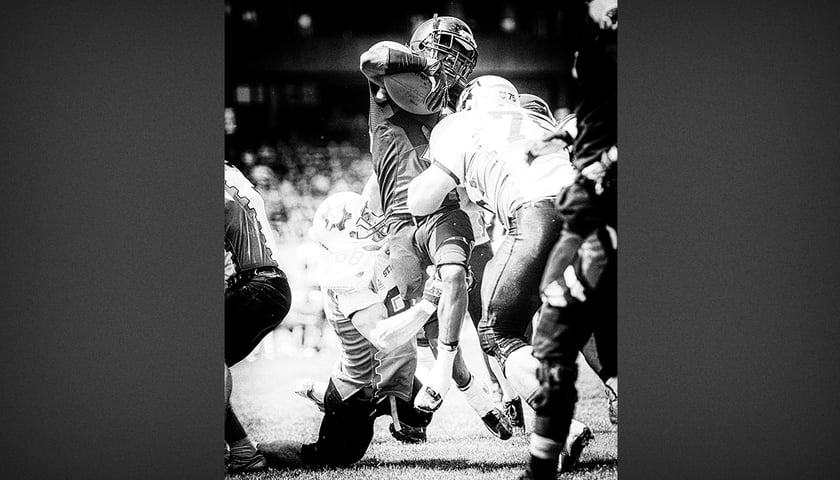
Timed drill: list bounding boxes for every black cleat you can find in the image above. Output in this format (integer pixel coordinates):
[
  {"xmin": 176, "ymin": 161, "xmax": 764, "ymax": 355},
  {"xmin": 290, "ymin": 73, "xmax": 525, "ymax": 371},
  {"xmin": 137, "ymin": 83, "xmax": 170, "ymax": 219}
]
[
  {"xmin": 481, "ymin": 407, "xmax": 513, "ymax": 440},
  {"xmin": 226, "ymin": 449, "xmax": 267, "ymax": 474},
  {"xmin": 389, "ymin": 422, "xmax": 427, "ymax": 444},
  {"xmin": 504, "ymin": 397, "xmax": 526, "ymax": 432},
  {"xmin": 559, "ymin": 422, "xmax": 594, "ymax": 472}
]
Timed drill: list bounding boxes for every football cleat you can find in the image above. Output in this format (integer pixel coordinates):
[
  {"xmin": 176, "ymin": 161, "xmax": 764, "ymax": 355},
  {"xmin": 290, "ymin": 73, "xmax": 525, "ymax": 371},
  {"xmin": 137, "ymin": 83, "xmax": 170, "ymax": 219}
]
[
  {"xmin": 504, "ymin": 397, "xmax": 526, "ymax": 433},
  {"xmin": 605, "ymin": 378, "xmax": 618, "ymax": 425},
  {"xmin": 226, "ymin": 446, "xmax": 267, "ymax": 474},
  {"xmin": 559, "ymin": 421, "xmax": 594, "ymax": 472},
  {"xmin": 413, "ymin": 385, "xmax": 444, "ymax": 413},
  {"xmin": 389, "ymin": 422, "xmax": 428, "ymax": 444},
  {"xmin": 294, "ymin": 379, "xmax": 325, "ymax": 412},
  {"xmin": 481, "ymin": 407, "xmax": 513, "ymax": 440}
]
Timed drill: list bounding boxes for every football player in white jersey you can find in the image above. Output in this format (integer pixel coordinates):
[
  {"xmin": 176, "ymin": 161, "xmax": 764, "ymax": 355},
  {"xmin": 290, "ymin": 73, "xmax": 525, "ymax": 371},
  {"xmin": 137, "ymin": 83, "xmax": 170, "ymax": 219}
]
[
  {"xmin": 407, "ymin": 75, "xmax": 594, "ymax": 472},
  {"xmin": 262, "ymin": 191, "xmax": 509, "ymax": 468}
]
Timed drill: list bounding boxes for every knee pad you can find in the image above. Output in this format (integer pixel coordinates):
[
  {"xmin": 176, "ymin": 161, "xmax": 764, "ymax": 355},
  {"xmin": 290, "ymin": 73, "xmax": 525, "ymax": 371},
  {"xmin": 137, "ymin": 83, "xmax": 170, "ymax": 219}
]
[{"xmin": 530, "ymin": 360, "xmax": 578, "ymax": 416}]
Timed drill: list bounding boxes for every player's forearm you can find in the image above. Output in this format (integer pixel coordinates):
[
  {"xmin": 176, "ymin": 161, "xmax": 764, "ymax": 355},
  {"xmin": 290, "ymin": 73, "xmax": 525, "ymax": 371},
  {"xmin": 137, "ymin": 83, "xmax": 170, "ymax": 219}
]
[
  {"xmin": 360, "ymin": 47, "xmax": 427, "ymax": 80},
  {"xmin": 407, "ymin": 178, "xmax": 444, "ymax": 216},
  {"xmin": 370, "ymin": 300, "xmax": 436, "ymax": 353}
]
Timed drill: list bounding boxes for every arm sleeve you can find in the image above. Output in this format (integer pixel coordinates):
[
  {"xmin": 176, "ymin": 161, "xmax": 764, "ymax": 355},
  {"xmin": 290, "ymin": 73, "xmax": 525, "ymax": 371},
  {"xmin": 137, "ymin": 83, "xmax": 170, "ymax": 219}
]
[
  {"xmin": 384, "ymin": 49, "xmax": 428, "ymax": 74},
  {"xmin": 360, "ymin": 46, "xmax": 427, "ymax": 80}
]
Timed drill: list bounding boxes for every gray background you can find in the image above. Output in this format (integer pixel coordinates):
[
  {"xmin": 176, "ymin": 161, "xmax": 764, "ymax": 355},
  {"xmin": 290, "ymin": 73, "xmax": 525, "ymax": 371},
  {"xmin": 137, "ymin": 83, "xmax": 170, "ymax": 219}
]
[{"xmin": 1, "ymin": 1, "xmax": 840, "ymax": 479}]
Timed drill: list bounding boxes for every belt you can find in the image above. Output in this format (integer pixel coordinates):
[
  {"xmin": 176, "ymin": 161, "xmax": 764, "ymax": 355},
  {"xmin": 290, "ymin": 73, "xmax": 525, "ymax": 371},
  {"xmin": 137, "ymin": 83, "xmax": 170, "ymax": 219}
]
[{"xmin": 226, "ymin": 266, "xmax": 283, "ymax": 289}]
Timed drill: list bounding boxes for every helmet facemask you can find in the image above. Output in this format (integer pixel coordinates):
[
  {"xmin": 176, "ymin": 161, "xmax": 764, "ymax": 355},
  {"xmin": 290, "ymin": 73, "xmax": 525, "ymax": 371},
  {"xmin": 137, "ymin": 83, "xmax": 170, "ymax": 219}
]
[
  {"xmin": 355, "ymin": 203, "xmax": 389, "ymax": 245},
  {"xmin": 411, "ymin": 15, "xmax": 478, "ymax": 107}
]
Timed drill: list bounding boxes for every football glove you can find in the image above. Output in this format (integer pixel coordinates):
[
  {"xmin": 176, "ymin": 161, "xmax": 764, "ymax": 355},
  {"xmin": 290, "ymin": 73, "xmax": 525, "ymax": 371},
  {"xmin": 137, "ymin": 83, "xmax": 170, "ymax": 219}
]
[
  {"xmin": 422, "ymin": 272, "xmax": 444, "ymax": 305},
  {"xmin": 423, "ymin": 61, "xmax": 450, "ymax": 113}
]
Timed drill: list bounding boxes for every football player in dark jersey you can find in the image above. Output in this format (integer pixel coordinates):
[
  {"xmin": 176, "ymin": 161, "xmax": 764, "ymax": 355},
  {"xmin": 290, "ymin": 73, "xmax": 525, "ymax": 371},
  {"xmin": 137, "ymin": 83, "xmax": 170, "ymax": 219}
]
[
  {"xmin": 520, "ymin": 2, "xmax": 617, "ymax": 477},
  {"xmin": 359, "ymin": 15, "xmax": 497, "ymax": 416},
  {"xmin": 224, "ymin": 161, "xmax": 292, "ymax": 473}
]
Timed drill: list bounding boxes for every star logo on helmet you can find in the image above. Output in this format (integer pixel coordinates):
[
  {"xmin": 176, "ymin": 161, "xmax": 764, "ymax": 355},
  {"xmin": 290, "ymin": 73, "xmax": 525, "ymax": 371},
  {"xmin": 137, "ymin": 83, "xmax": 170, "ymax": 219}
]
[{"xmin": 323, "ymin": 204, "xmax": 353, "ymax": 232}]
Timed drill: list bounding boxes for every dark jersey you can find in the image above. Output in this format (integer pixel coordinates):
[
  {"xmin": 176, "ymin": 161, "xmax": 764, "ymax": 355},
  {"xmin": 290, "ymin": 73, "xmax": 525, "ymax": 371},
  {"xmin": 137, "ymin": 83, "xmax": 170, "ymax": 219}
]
[
  {"xmin": 370, "ymin": 105, "xmax": 459, "ymax": 229},
  {"xmin": 224, "ymin": 162, "xmax": 281, "ymax": 272}
]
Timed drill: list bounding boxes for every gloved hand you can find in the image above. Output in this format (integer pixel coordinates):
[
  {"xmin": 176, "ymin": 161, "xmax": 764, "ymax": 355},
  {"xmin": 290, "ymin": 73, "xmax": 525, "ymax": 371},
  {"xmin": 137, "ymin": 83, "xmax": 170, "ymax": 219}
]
[
  {"xmin": 422, "ymin": 270, "xmax": 445, "ymax": 305},
  {"xmin": 423, "ymin": 59, "xmax": 450, "ymax": 112}
]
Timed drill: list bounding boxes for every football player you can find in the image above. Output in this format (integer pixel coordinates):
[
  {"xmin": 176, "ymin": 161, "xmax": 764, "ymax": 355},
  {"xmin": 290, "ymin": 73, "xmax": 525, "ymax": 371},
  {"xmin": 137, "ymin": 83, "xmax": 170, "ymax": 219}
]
[
  {"xmin": 521, "ymin": 1, "xmax": 618, "ymax": 471},
  {"xmin": 224, "ymin": 161, "xmax": 293, "ymax": 473},
  {"xmin": 261, "ymin": 191, "xmax": 504, "ymax": 467},
  {"xmin": 359, "ymin": 175, "xmax": 513, "ymax": 440},
  {"xmin": 407, "ymin": 75, "xmax": 597, "ymax": 471},
  {"xmin": 359, "ymin": 15, "xmax": 487, "ymax": 415}
]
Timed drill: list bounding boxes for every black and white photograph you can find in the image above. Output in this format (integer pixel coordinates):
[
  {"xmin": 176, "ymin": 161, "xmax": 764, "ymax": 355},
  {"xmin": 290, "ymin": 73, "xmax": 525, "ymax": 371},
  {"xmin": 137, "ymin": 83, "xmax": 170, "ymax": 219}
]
[
  {"xmin": 223, "ymin": 1, "xmax": 617, "ymax": 478},
  {"xmin": 9, "ymin": 1, "xmax": 840, "ymax": 480}
]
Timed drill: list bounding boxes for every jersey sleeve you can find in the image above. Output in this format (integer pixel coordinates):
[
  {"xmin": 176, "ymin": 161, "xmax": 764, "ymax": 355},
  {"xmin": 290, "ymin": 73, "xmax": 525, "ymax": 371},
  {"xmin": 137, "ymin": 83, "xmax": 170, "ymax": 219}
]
[{"xmin": 429, "ymin": 115, "xmax": 471, "ymax": 185}]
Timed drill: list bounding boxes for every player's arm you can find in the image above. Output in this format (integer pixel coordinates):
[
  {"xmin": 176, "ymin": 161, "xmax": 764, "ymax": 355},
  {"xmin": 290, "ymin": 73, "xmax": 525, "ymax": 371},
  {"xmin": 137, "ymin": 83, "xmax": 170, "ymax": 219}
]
[
  {"xmin": 407, "ymin": 163, "xmax": 458, "ymax": 217},
  {"xmin": 350, "ymin": 275, "xmax": 444, "ymax": 353},
  {"xmin": 359, "ymin": 44, "xmax": 430, "ymax": 87},
  {"xmin": 350, "ymin": 300, "xmax": 434, "ymax": 353}
]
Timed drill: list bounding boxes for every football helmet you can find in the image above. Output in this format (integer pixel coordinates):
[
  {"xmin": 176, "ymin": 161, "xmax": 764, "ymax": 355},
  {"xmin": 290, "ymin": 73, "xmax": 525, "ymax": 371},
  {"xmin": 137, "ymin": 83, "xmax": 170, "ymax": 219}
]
[
  {"xmin": 456, "ymin": 75, "xmax": 519, "ymax": 112},
  {"xmin": 409, "ymin": 14, "xmax": 478, "ymax": 98},
  {"xmin": 519, "ymin": 93, "xmax": 557, "ymax": 127},
  {"xmin": 311, "ymin": 192, "xmax": 388, "ymax": 251}
]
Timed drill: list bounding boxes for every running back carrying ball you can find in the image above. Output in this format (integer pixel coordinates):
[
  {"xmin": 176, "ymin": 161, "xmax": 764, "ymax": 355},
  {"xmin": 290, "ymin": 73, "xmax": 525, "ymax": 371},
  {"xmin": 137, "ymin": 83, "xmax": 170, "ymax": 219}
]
[{"xmin": 384, "ymin": 72, "xmax": 437, "ymax": 115}]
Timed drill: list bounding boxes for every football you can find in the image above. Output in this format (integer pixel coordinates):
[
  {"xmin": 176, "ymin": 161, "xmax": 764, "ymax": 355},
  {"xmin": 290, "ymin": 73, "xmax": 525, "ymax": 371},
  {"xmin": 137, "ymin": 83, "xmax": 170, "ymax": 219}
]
[{"xmin": 383, "ymin": 71, "xmax": 437, "ymax": 115}]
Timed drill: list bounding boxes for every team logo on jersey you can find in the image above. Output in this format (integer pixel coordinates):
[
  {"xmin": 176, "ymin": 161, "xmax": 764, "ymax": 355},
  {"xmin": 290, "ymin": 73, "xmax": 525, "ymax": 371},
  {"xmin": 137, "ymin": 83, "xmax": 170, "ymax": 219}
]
[{"xmin": 322, "ymin": 204, "xmax": 353, "ymax": 232}]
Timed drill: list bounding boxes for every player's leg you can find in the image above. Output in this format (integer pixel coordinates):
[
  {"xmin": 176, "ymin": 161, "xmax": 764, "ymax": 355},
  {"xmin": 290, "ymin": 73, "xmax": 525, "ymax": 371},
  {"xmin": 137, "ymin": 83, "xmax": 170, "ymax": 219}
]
[
  {"xmin": 413, "ymin": 209, "xmax": 474, "ymax": 412},
  {"xmin": 477, "ymin": 201, "xmax": 562, "ymax": 393},
  {"xmin": 579, "ymin": 232, "xmax": 618, "ymax": 423},
  {"xmin": 444, "ymin": 347, "xmax": 513, "ymax": 440},
  {"xmin": 225, "ymin": 272, "xmax": 292, "ymax": 365},
  {"xmin": 223, "ymin": 273, "xmax": 291, "ymax": 473},
  {"xmin": 300, "ymin": 381, "xmax": 377, "ymax": 466},
  {"xmin": 522, "ymin": 300, "xmax": 594, "ymax": 479},
  {"xmin": 224, "ymin": 363, "xmax": 266, "ymax": 473},
  {"xmin": 520, "ymin": 223, "xmax": 602, "ymax": 478},
  {"xmin": 469, "ymin": 242, "xmax": 526, "ymax": 430},
  {"xmin": 474, "ymin": 234, "xmax": 529, "ymax": 430},
  {"xmin": 467, "ymin": 242, "xmax": 507, "ymax": 405},
  {"xmin": 382, "ymin": 377, "xmax": 434, "ymax": 444}
]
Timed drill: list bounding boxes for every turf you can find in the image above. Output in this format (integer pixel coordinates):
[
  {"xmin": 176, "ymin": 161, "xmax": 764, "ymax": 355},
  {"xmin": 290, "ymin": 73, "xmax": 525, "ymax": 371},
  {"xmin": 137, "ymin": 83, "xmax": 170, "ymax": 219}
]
[{"xmin": 227, "ymin": 322, "xmax": 617, "ymax": 480}]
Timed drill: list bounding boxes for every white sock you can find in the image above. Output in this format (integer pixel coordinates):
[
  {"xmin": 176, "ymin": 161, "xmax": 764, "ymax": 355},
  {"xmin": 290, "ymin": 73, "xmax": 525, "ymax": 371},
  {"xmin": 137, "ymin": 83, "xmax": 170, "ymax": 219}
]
[
  {"xmin": 488, "ymin": 355, "xmax": 520, "ymax": 402},
  {"xmin": 530, "ymin": 433, "xmax": 562, "ymax": 460},
  {"xmin": 426, "ymin": 343, "xmax": 458, "ymax": 396},
  {"xmin": 459, "ymin": 375, "xmax": 495, "ymax": 417}
]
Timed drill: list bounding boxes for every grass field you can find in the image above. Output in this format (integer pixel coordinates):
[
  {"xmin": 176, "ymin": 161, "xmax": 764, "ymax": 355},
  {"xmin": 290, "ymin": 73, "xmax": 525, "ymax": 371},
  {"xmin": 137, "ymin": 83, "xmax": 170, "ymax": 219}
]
[{"xmin": 227, "ymin": 320, "xmax": 617, "ymax": 480}]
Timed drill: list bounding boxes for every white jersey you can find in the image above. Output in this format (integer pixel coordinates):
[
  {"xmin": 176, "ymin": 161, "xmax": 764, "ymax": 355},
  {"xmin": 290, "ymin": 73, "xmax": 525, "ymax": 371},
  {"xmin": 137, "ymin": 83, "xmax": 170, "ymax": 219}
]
[
  {"xmin": 429, "ymin": 105, "xmax": 577, "ymax": 228},
  {"xmin": 316, "ymin": 244, "xmax": 414, "ymax": 402}
]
